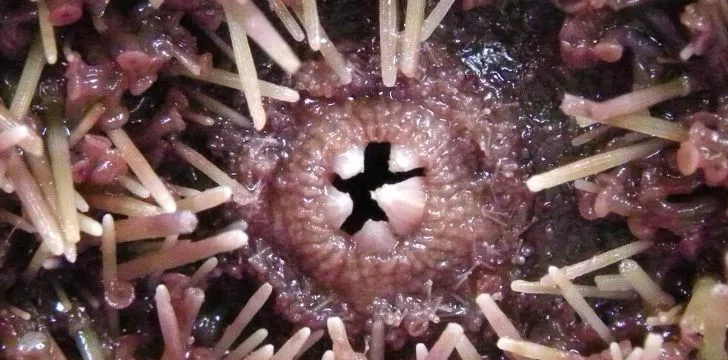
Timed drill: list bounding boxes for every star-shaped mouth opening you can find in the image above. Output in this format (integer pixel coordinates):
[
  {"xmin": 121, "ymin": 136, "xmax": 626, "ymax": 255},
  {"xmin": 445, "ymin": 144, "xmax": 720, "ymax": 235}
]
[{"xmin": 327, "ymin": 142, "xmax": 427, "ymax": 244}]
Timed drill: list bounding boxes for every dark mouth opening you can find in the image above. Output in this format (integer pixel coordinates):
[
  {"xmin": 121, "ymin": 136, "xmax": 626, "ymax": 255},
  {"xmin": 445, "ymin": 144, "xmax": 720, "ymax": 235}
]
[{"xmin": 331, "ymin": 142, "xmax": 425, "ymax": 235}]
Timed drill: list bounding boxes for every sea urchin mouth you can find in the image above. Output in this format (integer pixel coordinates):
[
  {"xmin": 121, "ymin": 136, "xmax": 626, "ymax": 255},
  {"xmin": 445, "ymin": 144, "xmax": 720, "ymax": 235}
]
[
  {"xmin": 269, "ymin": 98, "xmax": 493, "ymax": 320},
  {"xmin": 330, "ymin": 142, "xmax": 426, "ymax": 240},
  {"xmin": 223, "ymin": 39, "xmax": 533, "ymax": 347}
]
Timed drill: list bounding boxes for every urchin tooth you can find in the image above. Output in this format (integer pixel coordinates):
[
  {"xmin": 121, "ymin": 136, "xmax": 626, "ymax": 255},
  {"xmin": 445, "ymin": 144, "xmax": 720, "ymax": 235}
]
[
  {"xmin": 324, "ymin": 186, "xmax": 354, "ymax": 229},
  {"xmin": 371, "ymin": 177, "xmax": 426, "ymax": 235},
  {"xmin": 352, "ymin": 220, "xmax": 398, "ymax": 254},
  {"xmin": 389, "ymin": 145, "xmax": 423, "ymax": 172},
  {"xmin": 333, "ymin": 147, "xmax": 365, "ymax": 179}
]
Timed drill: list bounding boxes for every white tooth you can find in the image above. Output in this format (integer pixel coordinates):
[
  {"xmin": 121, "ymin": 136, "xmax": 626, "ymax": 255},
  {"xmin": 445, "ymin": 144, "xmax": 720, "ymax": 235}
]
[
  {"xmin": 333, "ymin": 147, "xmax": 365, "ymax": 179},
  {"xmin": 323, "ymin": 186, "xmax": 353, "ymax": 229},
  {"xmin": 389, "ymin": 145, "xmax": 423, "ymax": 172},
  {"xmin": 352, "ymin": 220, "xmax": 398, "ymax": 254},
  {"xmin": 371, "ymin": 177, "xmax": 426, "ymax": 235}
]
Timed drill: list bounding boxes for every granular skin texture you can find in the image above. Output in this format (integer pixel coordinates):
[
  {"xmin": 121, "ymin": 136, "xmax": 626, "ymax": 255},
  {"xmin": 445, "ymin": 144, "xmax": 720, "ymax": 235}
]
[
  {"xmin": 212, "ymin": 41, "xmax": 535, "ymax": 345},
  {"xmin": 3, "ymin": 1, "xmax": 723, "ymax": 359}
]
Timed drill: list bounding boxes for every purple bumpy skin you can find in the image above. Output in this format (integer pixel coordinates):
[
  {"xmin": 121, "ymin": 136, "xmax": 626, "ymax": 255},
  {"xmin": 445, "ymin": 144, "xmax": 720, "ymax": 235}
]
[{"xmin": 214, "ymin": 43, "xmax": 533, "ymax": 346}]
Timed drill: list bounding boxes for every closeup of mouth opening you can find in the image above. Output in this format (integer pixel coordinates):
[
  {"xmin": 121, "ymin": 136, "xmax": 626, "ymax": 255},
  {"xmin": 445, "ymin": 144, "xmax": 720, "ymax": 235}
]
[
  {"xmin": 331, "ymin": 142, "xmax": 425, "ymax": 235},
  {"xmin": 4, "ymin": 0, "xmax": 728, "ymax": 358}
]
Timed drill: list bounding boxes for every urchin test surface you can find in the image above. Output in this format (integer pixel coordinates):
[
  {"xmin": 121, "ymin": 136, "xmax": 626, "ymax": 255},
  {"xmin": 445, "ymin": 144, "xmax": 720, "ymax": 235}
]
[{"xmin": 270, "ymin": 99, "xmax": 493, "ymax": 309}]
